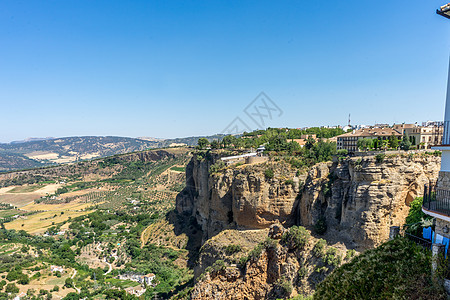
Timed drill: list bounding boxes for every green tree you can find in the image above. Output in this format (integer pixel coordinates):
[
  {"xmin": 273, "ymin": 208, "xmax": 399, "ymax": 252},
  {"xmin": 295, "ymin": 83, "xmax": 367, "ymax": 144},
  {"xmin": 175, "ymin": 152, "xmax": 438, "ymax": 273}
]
[
  {"xmin": 222, "ymin": 135, "xmax": 236, "ymax": 148},
  {"xmin": 210, "ymin": 140, "xmax": 221, "ymax": 149},
  {"xmin": 357, "ymin": 138, "xmax": 373, "ymax": 151},
  {"xmin": 400, "ymin": 133, "xmax": 412, "ymax": 151},
  {"xmin": 197, "ymin": 138, "xmax": 209, "ymax": 150},
  {"xmin": 64, "ymin": 277, "xmax": 73, "ymax": 288},
  {"xmin": 388, "ymin": 134, "xmax": 399, "ymax": 149},
  {"xmin": 5, "ymin": 283, "xmax": 19, "ymax": 294}
]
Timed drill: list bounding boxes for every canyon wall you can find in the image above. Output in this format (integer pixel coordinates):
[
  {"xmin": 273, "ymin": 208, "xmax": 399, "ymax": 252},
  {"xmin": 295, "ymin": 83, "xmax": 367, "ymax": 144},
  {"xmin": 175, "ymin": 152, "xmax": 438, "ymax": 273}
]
[{"xmin": 177, "ymin": 152, "xmax": 440, "ymax": 249}]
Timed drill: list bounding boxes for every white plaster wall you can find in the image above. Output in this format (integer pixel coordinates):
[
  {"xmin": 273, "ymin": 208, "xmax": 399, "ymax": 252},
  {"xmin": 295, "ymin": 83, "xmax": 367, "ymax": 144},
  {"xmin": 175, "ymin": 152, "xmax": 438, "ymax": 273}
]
[{"xmin": 441, "ymin": 150, "xmax": 450, "ymax": 172}]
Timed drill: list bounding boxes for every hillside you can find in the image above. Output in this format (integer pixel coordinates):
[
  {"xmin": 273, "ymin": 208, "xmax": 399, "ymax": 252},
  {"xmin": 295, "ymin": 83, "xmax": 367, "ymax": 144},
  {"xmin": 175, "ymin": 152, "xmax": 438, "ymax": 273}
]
[
  {"xmin": 0, "ymin": 134, "xmax": 225, "ymax": 172},
  {"xmin": 0, "ymin": 147, "xmax": 197, "ymax": 299},
  {"xmin": 0, "ymin": 144, "xmax": 443, "ymax": 299}
]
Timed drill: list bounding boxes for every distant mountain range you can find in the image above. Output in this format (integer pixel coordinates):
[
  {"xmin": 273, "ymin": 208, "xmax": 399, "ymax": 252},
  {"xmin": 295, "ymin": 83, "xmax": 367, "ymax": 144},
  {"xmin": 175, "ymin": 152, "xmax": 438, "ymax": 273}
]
[{"xmin": 0, "ymin": 134, "xmax": 225, "ymax": 172}]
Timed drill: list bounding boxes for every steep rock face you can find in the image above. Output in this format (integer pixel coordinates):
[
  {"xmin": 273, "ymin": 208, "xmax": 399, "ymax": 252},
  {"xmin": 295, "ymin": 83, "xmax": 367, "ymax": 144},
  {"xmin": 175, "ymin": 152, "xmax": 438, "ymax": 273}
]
[
  {"xmin": 191, "ymin": 228, "xmax": 349, "ymax": 300},
  {"xmin": 177, "ymin": 152, "xmax": 440, "ymax": 250},
  {"xmin": 176, "ymin": 154, "xmax": 303, "ymax": 241},
  {"xmin": 299, "ymin": 154, "xmax": 440, "ymax": 249}
]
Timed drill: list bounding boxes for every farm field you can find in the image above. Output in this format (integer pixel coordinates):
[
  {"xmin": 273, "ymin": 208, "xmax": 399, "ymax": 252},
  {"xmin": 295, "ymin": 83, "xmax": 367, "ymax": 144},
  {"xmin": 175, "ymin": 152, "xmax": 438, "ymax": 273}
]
[
  {"xmin": 4, "ymin": 200, "xmax": 96, "ymax": 234},
  {"xmin": 0, "ymin": 183, "xmax": 62, "ymax": 208},
  {"xmin": 0, "ymin": 147, "xmax": 194, "ymax": 299}
]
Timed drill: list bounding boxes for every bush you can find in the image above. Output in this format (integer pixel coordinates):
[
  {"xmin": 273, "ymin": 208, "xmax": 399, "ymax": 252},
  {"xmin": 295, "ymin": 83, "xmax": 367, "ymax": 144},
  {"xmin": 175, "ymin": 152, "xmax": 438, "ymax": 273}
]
[
  {"xmin": 211, "ymin": 260, "xmax": 226, "ymax": 273},
  {"xmin": 312, "ymin": 239, "xmax": 326, "ymax": 258},
  {"xmin": 314, "ymin": 238, "xmax": 446, "ymax": 299},
  {"xmin": 225, "ymin": 244, "xmax": 242, "ymax": 255},
  {"xmin": 375, "ymin": 153, "xmax": 385, "ymax": 163},
  {"xmin": 264, "ymin": 168, "xmax": 274, "ymax": 179},
  {"xmin": 297, "ymin": 265, "xmax": 308, "ymax": 279},
  {"xmin": 5, "ymin": 283, "xmax": 19, "ymax": 294},
  {"xmin": 209, "ymin": 161, "xmax": 225, "ymax": 174},
  {"xmin": 274, "ymin": 278, "xmax": 293, "ymax": 298},
  {"xmin": 336, "ymin": 149, "xmax": 348, "ymax": 156},
  {"xmin": 285, "ymin": 179, "xmax": 294, "ymax": 186},
  {"xmin": 324, "ymin": 247, "xmax": 341, "ymax": 267},
  {"xmin": 345, "ymin": 249, "xmax": 356, "ymax": 260},
  {"xmin": 64, "ymin": 277, "xmax": 73, "ymax": 288},
  {"xmin": 281, "ymin": 226, "xmax": 310, "ymax": 250}
]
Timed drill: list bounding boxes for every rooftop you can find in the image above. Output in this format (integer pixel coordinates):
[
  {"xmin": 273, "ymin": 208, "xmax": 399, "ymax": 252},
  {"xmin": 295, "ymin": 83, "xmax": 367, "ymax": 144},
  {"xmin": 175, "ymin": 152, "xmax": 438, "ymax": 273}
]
[{"xmin": 336, "ymin": 128, "xmax": 402, "ymax": 138}]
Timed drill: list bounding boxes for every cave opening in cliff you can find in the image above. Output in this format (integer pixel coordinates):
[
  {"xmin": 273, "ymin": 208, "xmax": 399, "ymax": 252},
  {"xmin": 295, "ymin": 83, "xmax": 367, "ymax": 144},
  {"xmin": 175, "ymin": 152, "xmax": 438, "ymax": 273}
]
[{"xmin": 227, "ymin": 211, "xmax": 233, "ymax": 224}]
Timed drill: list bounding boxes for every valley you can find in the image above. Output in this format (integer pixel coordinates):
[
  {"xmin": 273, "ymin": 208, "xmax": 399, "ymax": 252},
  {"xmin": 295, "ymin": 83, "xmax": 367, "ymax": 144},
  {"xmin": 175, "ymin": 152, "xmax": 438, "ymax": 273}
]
[{"xmin": 0, "ymin": 129, "xmax": 445, "ymax": 299}]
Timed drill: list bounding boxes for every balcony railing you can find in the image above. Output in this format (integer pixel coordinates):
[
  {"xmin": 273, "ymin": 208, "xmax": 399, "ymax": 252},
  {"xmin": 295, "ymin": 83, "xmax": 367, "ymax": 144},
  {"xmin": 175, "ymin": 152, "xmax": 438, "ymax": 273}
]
[
  {"xmin": 422, "ymin": 184, "xmax": 450, "ymax": 216},
  {"xmin": 404, "ymin": 232, "xmax": 432, "ymax": 250}
]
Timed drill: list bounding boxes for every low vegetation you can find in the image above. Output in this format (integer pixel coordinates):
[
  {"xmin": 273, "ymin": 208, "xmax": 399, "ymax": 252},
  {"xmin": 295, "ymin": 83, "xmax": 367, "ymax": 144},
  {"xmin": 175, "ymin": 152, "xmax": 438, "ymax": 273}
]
[{"xmin": 314, "ymin": 238, "xmax": 446, "ymax": 299}]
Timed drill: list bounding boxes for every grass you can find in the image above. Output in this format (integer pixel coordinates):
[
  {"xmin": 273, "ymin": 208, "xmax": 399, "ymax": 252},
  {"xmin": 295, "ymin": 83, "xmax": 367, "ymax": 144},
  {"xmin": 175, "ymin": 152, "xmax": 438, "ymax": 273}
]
[
  {"xmin": 170, "ymin": 166, "xmax": 186, "ymax": 172},
  {"xmin": 105, "ymin": 278, "xmax": 140, "ymax": 289},
  {"xmin": 0, "ymin": 209, "xmax": 21, "ymax": 218},
  {"xmin": 7, "ymin": 185, "xmax": 44, "ymax": 193}
]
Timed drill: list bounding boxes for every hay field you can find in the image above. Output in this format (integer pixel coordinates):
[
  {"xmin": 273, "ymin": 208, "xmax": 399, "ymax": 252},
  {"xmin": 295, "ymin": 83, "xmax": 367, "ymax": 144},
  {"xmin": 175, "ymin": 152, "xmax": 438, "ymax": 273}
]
[
  {"xmin": 0, "ymin": 183, "xmax": 61, "ymax": 208},
  {"xmin": 4, "ymin": 201, "xmax": 95, "ymax": 234}
]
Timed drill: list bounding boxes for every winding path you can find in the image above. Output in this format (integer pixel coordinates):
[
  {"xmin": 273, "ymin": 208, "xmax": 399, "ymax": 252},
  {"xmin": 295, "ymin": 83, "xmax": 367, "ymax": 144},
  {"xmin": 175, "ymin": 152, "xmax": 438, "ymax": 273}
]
[{"xmin": 71, "ymin": 269, "xmax": 81, "ymax": 293}]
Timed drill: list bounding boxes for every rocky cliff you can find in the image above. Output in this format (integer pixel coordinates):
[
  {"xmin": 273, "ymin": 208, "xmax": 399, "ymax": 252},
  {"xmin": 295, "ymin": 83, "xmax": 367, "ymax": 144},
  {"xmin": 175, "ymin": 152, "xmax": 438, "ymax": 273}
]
[
  {"xmin": 177, "ymin": 152, "xmax": 440, "ymax": 249},
  {"xmin": 177, "ymin": 151, "xmax": 441, "ymax": 298},
  {"xmin": 191, "ymin": 225, "xmax": 350, "ymax": 300},
  {"xmin": 176, "ymin": 153, "xmax": 305, "ymax": 241},
  {"xmin": 300, "ymin": 153, "xmax": 440, "ymax": 249}
]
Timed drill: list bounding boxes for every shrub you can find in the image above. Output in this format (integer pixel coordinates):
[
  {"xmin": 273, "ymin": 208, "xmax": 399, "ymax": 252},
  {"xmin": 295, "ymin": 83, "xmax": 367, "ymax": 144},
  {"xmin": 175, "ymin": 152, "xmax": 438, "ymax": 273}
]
[
  {"xmin": 274, "ymin": 277, "xmax": 293, "ymax": 298},
  {"xmin": 5, "ymin": 283, "xmax": 19, "ymax": 294},
  {"xmin": 64, "ymin": 278, "xmax": 73, "ymax": 288},
  {"xmin": 312, "ymin": 239, "xmax": 327, "ymax": 258},
  {"xmin": 285, "ymin": 179, "xmax": 294, "ymax": 186},
  {"xmin": 336, "ymin": 149, "xmax": 348, "ymax": 156},
  {"xmin": 297, "ymin": 265, "xmax": 308, "ymax": 279},
  {"xmin": 264, "ymin": 168, "xmax": 274, "ymax": 179},
  {"xmin": 281, "ymin": 226, "xmax": 310, "ymax": 250},
  {"xmin": 324, "ymin": 247, "xmax": 341, "ymax": 267},
  {"xmin": 209, "ymin": 161, "xmax": 225, "ymax": 174},
  {"xmin": 248, "ymin": 243, "xmax": 264, "ymax": 261},
  {"xmin": 225, "ymin": 244, "xmax": 242, "ymax": 255},
  {"xmin": 314, "ymin": 238, "xmax": 446, "ymax": 299},
  {"xmin": 375, "ymin": 153, "xmax": 385, "ymax": 163},
  {"xmin": 238, "ymin": 256, "xmax": 249, "ymax": 268},
  {"xmin": 263, "ymin": 237, "xmax": 278, "ymax": 250},
  {"xmin": 211, "ymin": 260, "xmax": 226, "ymax": 273},
  {"xmin": 345, "ymin": 249, "xmax": 356, "ymax": 260}
]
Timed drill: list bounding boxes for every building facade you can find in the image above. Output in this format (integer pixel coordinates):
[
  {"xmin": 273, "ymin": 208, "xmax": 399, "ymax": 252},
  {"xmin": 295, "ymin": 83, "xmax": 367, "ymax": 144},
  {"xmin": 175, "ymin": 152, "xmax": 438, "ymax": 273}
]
[{"xmin": 336, "ymin": 128, "xmax": 402, "ymax": 152}]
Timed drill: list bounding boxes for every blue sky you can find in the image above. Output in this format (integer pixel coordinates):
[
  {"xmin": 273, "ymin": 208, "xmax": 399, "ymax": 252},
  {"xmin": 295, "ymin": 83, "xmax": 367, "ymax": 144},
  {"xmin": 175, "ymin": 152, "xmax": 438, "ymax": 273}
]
[{"xmin": 0, "ymin": 0, "xmax": 449, "ymax": 142}]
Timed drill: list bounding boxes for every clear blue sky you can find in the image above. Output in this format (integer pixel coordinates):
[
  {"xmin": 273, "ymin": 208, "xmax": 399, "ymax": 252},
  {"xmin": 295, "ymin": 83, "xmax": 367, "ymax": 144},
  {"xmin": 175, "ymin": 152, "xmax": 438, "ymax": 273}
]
[{"xmin": 1, "ymin": 0, "xmax": 449, "ymax": 142}]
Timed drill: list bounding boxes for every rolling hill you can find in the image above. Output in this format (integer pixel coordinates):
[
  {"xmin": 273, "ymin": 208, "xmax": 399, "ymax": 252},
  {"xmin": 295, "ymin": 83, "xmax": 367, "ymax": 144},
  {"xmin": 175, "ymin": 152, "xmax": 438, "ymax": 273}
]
[{"xmin": 0, "ymin": 134, "xmax": 225, "ymax": 172}]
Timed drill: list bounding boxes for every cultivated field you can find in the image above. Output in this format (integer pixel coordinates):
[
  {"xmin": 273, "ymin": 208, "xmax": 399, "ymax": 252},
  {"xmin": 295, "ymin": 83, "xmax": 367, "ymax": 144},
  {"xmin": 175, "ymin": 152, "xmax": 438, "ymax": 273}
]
[
  {"xmin": 4, "ymin": 200, "xmax": 96, "ymax": 234},
  {"xmin": 0, "ymin": 183, "xmax": 61, "ymax": 208}
]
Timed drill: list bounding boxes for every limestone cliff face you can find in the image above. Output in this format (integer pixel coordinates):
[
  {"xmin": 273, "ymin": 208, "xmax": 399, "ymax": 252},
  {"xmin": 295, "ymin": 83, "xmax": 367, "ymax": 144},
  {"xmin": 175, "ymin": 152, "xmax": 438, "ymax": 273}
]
[
  {"xmin": 176, "ymin": 153, "xmax": 304, "ymax": 241},
  {"xmin": 300, "ymin": 154, "xmax": 440, "ymax": 249},
  {"xmin": 191, "ymin": 227, "xmax": 349, "ymax": 300},
  {"xmin": 177, "ymin": 152, "xmax": 440, "ymax": 250}
]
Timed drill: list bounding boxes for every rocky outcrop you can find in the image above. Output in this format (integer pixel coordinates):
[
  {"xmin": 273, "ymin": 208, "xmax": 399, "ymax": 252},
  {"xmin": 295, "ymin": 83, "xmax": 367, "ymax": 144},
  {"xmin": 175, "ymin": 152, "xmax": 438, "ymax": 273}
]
[
  {"xmin": 176, "ymin": 153, "xmax": 304, "ymax": 241},
  {"xmin": 177, "ymin": 152, "xmax": 440, "ymax": 250},
  {"xmin": 191, "ymin": 227, "xmax": 349, "ymax": 300},
  {"xmin": 299, "ymin": 154, "xmax": 440, "ymax": 249},
  {"xmin": 180, "ymin": 152, "xmax": 441, "ymax": 299}
]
